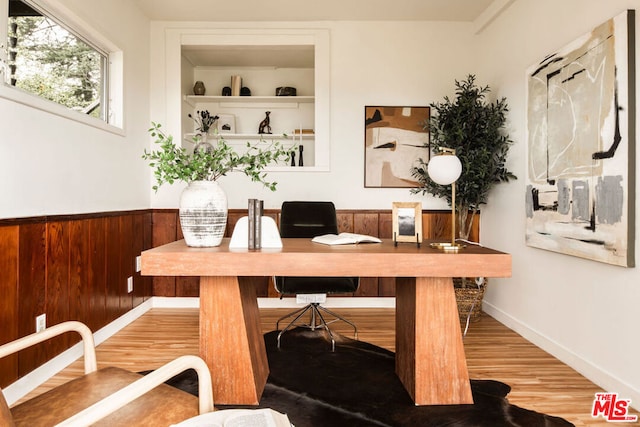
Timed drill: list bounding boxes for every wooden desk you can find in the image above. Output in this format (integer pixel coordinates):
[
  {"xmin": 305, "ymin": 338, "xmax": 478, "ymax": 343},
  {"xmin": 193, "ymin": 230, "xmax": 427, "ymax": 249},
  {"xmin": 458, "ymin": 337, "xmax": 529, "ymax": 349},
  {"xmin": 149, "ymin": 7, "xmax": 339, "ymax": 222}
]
[{"xmin": 141, "ymin": 238, "xmax": 511, "ymax": 406}]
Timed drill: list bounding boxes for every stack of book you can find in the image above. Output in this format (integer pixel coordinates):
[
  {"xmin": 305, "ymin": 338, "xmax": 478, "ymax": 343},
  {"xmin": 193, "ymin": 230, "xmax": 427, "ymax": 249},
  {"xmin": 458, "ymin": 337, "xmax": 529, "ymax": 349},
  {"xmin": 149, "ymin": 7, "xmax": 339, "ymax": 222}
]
[{"xmin": 248, "ymin": 199, "xmax": 264, "ymax": 249}]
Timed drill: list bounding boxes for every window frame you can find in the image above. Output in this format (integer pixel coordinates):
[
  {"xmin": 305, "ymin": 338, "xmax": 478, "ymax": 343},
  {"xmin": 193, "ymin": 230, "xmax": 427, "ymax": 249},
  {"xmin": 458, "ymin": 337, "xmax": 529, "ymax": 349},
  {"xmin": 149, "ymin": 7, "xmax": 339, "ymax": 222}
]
[{"xmin": 0, "ymin": 0, "xmax": 123, "ymax": 133}]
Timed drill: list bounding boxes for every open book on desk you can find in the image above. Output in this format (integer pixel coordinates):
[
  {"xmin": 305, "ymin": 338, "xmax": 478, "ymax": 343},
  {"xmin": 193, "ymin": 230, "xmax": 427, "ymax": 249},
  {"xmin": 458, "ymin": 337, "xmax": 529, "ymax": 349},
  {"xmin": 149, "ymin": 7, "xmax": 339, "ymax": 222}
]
[
  {"xmin": 312, "ymin": 232, "xmax": 382, "ymax": 246},
  {"xmin": 172, "ymin": 408, "xmax": 292, "ymax": 427}
]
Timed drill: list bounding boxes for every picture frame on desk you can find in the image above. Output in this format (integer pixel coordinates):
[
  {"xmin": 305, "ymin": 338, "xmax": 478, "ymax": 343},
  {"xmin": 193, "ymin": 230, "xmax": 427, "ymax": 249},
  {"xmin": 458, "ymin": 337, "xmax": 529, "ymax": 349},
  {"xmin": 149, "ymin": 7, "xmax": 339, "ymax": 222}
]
[
  {"xmin": 217, "ymin": 114, "xmax": 236, "ymax": 134},
  {"xmin": 392, "ymin": 202, "xmax": 422, "ymax": 244}
]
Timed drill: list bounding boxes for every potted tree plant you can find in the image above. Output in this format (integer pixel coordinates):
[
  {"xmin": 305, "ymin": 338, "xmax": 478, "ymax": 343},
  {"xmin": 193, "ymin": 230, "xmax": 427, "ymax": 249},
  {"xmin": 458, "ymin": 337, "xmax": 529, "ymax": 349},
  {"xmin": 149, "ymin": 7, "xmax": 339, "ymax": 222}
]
[
  {"xmin": 143, "ymin": 119, "xmax": 292, "ymax": 247},
  {"xmin": 411, "ymin": 75, "xmax": 516, "ymax": 322}
]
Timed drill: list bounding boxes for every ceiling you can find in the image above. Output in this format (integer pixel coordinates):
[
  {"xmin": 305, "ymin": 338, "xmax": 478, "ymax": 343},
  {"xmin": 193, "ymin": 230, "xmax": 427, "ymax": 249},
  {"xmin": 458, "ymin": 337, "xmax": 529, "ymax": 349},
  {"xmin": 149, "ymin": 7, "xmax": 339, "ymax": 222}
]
[
  {"xmin": 140, "ymin": 0, "xmax": 503, "ymax": 68},
  {"xmin": 134, "ymin": 0, "xmax": 497, "ymax": 23},
  {"xmin": 182, "ymin": 45, "xmax": 315, "ymax": 68}
]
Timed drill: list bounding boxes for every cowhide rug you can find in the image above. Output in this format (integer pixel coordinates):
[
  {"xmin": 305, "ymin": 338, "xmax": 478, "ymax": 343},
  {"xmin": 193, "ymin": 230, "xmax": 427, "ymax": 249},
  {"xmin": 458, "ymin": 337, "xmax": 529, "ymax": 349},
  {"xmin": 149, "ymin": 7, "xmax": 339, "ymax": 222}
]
[{"xmin": 160, "ymin": 328, "xmax": 575, "ymax": 426}]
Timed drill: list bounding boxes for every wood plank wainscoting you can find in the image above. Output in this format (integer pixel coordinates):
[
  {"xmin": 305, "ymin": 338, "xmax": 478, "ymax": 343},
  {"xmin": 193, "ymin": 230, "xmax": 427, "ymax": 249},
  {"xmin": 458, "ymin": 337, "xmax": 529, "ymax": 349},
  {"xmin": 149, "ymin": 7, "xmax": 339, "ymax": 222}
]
[
  {"xmin": 0, "ymin": 208, "xmax": 478, "ymax": 389},
  {"xmin": 0, "ymin": 211, "xmax": 153, "ymax": 389}
]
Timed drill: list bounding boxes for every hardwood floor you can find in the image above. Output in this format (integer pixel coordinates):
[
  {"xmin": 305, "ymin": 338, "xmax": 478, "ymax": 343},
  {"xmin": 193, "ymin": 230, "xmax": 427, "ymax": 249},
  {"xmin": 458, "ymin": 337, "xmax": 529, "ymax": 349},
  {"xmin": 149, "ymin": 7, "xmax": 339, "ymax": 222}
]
[{"xmin": 18, "ymin": 308, "xmax": 635, "ymax": 426}]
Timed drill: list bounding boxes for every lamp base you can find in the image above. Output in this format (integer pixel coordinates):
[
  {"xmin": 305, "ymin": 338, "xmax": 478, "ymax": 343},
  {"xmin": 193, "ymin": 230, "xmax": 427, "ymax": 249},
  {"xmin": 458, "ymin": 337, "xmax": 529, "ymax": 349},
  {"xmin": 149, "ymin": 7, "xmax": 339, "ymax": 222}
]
[{"xmin": 430, "ymin": 242, "xmax": 466, "ymax": 253}]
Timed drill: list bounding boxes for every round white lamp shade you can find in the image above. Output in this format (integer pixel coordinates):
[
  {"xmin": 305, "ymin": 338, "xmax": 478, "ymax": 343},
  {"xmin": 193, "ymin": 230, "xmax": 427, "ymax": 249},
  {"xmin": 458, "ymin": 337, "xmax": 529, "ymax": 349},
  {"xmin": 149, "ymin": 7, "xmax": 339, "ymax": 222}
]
[{"xmin": 427, "ymin": 154, "xmax": 462, "ymax": 185}]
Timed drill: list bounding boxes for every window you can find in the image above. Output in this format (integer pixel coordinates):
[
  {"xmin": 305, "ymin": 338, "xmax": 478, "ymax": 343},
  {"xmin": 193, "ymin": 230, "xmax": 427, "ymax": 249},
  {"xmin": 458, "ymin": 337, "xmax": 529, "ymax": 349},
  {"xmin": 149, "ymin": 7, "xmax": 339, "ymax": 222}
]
[{"xmin": 2, "ymin": 0, "xmax": 120, "ymax": 127}]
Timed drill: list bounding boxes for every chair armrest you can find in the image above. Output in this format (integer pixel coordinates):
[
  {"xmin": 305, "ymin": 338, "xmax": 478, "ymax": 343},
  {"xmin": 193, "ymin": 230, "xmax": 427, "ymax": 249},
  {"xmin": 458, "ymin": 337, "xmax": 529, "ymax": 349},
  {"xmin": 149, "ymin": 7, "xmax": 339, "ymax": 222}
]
[
  {"xmin": 55, "ymin": 355, "xmax": 214, "ymax": 427},
  {"xmin": 0, "ymin": 321, "xmax": 97, "ymax": 374}
]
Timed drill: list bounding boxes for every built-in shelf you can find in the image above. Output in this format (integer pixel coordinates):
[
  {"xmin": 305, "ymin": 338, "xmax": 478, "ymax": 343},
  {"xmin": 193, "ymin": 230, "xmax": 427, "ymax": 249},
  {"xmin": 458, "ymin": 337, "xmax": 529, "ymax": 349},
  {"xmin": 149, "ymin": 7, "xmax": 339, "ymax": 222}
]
[
  {"xmin": 177, "ymin": 29, "xmax": 329, "ymax": 170},
  {"xmin": 183, "ymin": 95, "xmax": 314, "ymax": 108},
  {"xmin": 184, "ymin": 132, "xmax": 314, "ymax": 142}
]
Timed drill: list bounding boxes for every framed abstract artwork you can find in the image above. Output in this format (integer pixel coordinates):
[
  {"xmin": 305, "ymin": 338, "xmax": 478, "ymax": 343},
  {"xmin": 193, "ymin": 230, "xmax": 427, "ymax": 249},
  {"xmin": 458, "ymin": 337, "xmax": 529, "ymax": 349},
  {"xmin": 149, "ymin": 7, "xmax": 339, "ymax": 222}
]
[
  {"xmin": 364, "ymin": 106, "xmax": 430, "ymax": 188},
  {"xmin": 525, "ymin": 10, "xmax": 635, "ymax": 267}
]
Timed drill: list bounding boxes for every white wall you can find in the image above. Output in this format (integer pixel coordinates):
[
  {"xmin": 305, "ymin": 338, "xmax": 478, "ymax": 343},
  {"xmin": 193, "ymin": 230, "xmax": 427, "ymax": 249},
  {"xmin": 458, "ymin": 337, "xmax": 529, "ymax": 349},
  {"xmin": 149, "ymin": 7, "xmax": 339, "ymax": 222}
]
[
  {"xmin": 476, "ymin": 0, "xmax": 640, "ymax": 407},
  {"xmin": 0, "ymin": 0, "xmax": 151, "ymax": 219},
  {"xmin": 148, "ymin": 20, "xmax": 475, "ymax": 210}
]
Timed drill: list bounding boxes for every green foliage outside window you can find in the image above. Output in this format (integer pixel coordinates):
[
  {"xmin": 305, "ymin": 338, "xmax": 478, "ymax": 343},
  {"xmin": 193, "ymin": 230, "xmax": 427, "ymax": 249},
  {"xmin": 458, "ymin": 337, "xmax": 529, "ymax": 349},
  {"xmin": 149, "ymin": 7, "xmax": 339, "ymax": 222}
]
[{"xmin": 8, "ymin": 5, "xmax": 105, "ymax": 119}]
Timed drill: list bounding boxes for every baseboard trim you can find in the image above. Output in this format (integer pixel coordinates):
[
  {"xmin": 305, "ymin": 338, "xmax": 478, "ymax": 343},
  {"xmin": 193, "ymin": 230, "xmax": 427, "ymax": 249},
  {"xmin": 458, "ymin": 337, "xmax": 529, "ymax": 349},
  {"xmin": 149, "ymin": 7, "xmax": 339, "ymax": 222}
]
[
  {"xmin": 3, "ymin": 296, "xmax": 394, "ymax": 405},
  {"xmin": 483, "ymin": 301, "xmax": 640, "ymax": 411},
  {"xmin": 258, "ymin": 297, "xmax": 396, "ymax": 309},
  {"xmin": 151, "ymin": 296, "xmax": 396, "ymax": 309}
]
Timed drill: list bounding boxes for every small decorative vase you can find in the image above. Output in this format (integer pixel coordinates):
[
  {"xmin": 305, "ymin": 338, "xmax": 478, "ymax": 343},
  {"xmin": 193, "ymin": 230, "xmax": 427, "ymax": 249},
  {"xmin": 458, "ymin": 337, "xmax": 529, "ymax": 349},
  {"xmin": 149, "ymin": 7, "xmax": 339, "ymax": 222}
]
[
  {"xmin": 194, "ymin": 132, "xmax": 214, "ymax": 154},
  {"xmin": 179, "ymin": 181, "xmax": 228, "ymax": 247},
  {"xmin": 193, "ymin": 81, "xmax": 206, "ymax": 95}
]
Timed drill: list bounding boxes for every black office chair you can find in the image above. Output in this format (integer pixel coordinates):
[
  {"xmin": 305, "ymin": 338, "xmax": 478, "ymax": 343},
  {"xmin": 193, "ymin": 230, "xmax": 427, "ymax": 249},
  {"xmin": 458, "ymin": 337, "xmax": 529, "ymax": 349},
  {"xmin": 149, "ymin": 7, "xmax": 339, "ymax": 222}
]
[{"xmin": 274, "ymin": 201, "xmax": 359, "ymax": 351}]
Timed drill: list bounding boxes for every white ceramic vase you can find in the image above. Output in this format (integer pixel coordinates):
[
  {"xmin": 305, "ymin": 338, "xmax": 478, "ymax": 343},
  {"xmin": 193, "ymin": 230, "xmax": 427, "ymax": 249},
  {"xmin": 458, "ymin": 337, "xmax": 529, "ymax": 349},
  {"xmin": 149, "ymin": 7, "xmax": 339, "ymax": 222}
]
[{"xmin": 179, "ymin": 180, "xmax": 228, "ymax": 247}]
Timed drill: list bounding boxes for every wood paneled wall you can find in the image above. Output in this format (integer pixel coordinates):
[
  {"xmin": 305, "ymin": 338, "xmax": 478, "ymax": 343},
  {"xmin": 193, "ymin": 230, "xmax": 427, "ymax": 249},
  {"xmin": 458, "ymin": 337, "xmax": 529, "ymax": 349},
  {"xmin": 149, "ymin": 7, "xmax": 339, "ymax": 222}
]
[
  {"xmin": 150, "ymin": 209, "xmax": 479, "ymax": 299},
  {"xmin": 0, "ymin": 212, "xmax": 152, "ymax": 388},
  {"xmin": 0, "ymin": 207, "xmax": 478, "ymax": 388}
]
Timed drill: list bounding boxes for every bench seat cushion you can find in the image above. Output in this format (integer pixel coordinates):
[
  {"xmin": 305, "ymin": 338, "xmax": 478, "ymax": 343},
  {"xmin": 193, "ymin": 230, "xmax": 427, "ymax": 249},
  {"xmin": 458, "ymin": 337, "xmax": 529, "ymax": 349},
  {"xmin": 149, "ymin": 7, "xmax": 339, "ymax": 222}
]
[{"xmin": 11, "ymin": 367, "xmax": 199, "ymax": 426}]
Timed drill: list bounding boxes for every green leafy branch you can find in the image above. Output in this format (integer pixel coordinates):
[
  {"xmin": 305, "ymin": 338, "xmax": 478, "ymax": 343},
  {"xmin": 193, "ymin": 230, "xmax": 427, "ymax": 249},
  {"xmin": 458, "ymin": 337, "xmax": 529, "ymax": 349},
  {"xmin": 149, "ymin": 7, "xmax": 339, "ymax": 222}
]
[{"xmin": 142, "ymin": 122, "xmax": 293, "ymax": 192}]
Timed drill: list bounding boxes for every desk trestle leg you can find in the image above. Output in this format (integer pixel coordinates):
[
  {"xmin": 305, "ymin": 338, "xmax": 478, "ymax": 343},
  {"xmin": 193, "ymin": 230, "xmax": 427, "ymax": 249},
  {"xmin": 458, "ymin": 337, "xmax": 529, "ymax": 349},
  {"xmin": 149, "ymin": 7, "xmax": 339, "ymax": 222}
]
[
  {"xmin": 199, "ymin": 276, "xmax": 269, "ymax": 405},
  {"xmin": 395, "ymin": 276, "xmax": 473, "ymax": 405}
]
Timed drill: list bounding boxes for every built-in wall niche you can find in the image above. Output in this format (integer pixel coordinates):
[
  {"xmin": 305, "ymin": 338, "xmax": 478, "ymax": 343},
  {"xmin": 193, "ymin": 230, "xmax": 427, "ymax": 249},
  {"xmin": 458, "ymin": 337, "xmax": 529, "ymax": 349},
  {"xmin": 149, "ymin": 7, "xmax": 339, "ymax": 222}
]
[{"xmin": 178, "ymin": 30, "xmax": 330, "ymax": 171}]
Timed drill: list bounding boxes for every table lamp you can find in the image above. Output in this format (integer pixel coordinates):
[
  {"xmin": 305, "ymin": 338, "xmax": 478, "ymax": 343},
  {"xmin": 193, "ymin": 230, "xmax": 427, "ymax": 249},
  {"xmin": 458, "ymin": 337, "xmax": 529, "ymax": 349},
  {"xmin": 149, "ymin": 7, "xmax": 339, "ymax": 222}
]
[{"xmin": 427, "ymin": 147, "xmax": 463, "ymax": 252}]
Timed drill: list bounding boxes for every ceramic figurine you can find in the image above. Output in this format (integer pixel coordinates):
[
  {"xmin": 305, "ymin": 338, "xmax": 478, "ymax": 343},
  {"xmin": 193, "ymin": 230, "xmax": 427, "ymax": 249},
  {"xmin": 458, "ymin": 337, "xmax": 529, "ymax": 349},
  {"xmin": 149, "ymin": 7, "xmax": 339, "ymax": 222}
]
[{"xmin": 258, "ymin": 111, "xmax": 272, "ymax": 134}]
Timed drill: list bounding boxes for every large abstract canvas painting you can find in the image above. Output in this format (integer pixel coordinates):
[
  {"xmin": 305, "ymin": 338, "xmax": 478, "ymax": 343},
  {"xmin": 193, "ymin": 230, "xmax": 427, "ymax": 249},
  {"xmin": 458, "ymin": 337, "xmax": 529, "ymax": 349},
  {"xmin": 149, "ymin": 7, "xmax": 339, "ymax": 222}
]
[
  {"xmin": 364, "ymin": 106, "xmax": 429, "ymax": 187},
  {"xmin": 525, "ymin": 10, "xmax": 635, "ymax": 267}
]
